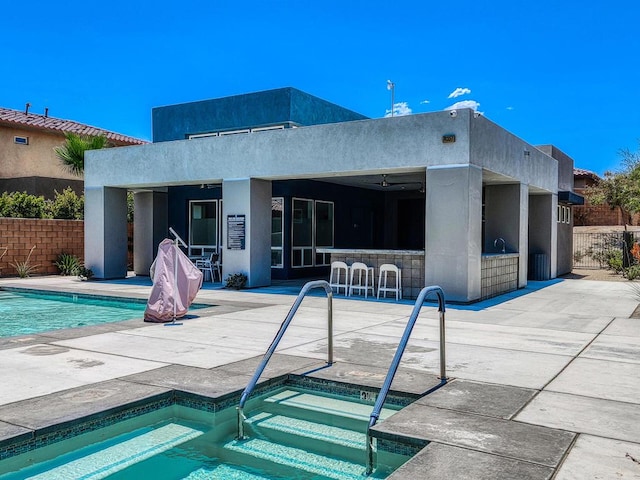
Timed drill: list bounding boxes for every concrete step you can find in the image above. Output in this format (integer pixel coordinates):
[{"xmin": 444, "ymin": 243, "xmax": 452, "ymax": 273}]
[
  {"xmin": 262, "ymin": 389, "xmax": 397, "ymax": 424},
  {"xmin": 247, "ymin": 412, "xmax": 366, "ymax": 461},
  {"xmin": 27, "ymin": 422, "xmax": 204, "ymax": 479},
  {"xmin": 184, "ymin": 463, "xmax": 273, "ymax": 479}
]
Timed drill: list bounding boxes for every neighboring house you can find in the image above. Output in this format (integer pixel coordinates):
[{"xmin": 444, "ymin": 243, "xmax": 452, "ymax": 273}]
[
  {"xmin": 0, "ymin": 105, "xmax": 146, "ymax": 198},
  {"xmin": 572, "ymin": 168, "xmax": 638, "ymax": 226},
  {"xmin": 85, "ymin": 87, "xmax": 581, "ymax": 302}
]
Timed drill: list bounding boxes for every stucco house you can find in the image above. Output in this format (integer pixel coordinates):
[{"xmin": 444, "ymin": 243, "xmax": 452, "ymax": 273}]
[
  {"xmin": 0, "ymin": 105, "xmax": 146, "ymax": 198},
  {"xmin": 85, "ymin": 88, "xmax": 580, "ymax": 302}
]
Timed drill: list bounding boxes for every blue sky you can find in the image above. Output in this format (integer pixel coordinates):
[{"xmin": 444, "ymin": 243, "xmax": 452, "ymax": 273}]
[{"xmin": 3, "ymin": 0, "xmax": 639, "ymax": 175}]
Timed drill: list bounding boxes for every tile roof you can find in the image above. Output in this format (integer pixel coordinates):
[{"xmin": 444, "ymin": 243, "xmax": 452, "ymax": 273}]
[
  {"xmin": 0, "ymin": 106, "xmax": 147, "ymax": 146},
  {"xmin": 574, "ymin": 168, "xmax": 600, "ymax": 180}
]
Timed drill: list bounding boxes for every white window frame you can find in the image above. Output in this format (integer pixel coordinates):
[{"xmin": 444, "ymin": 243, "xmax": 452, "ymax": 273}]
[
  {"xmin": 14, "ymin": 136, "xmax": 29, "ymax": 145},
  {"xmin": 189, "ymin": 125, "xmax": 290, "ymax": 140},
  {"xmin": 271, "ymin": 197, "xmax": 284, "ymax": 268},
  {"xmin": 188, "ymin": 132, "xmax": 218, "ymax": 139},
  {"xmin": 219, "ymin": 129, "xmax": 251, "ymax": 136},
  {"xmin": 252, "ymin": 125, "xmax": 285, "ymax": 132},
  {"xmin": 557, "ymin": 205, "xmax": 571, "ymax": 224}
]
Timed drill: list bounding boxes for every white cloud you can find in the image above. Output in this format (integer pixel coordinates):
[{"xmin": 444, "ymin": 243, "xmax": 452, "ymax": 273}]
[
  {"xmin": 385, "ymin": 102, "xmax": 412, "ymax": 117},
  {"xmin": 444, "ymin": 100, "xmax": 481, "ymax": 111},
  {"xmin": 448, "ymin": 87, "xmax": 471, "ymax": 99},
  {"xmin": 420, "ymin": 99, "xmax": 430, "ymax": 104},
  {"xmin": 506, "ymin": 106, "xmax": 514, "ymax": 110}
]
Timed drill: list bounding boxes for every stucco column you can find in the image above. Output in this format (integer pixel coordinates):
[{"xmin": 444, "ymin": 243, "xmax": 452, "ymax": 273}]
[
  {"xmin": 84, "ymin": 186, "xmax": 128, "ymax": 279},
  {"xmin": 425, "ymin": 164, "xmax": 482, "ymax": 302},
  {"xmin": 222, "ymin": 178, "xmax": 271, "ymax": 287},
  {"xmin": 550, "ymin": 194, "xmax": 558, "ymax": 278},
  {"xmin": 518, "ymin": 183, "xmax": 529, "ymax": 287},
  {"xmin": 133, "ymin": 191, "xmax": 168, "ymax": 276}
]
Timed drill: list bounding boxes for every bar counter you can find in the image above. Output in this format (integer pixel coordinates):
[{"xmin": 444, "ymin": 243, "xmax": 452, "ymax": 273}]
[{"xmin": 317, "ymin": 248, "xmax": 425, "ymax": 299}]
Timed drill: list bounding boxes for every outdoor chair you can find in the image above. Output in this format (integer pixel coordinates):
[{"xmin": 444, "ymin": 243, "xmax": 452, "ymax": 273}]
[
  {"xmin": 377, "ymin": 263, "xmax": 402, "ymax": 301},
  {"xmin": 329, "ymin": 261, "xmax": 350, "ymax": 295},
  {"xmin": 349, "ymin": 262, "xmax": 375, "ymax": 298},
  {"xmin": 196, "ymin": 253, "xmax": 221, "ymax": 282}
]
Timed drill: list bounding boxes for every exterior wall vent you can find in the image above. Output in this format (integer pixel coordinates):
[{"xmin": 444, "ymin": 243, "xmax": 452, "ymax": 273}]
[{"xmin": 14, "ymin": 136, "xmax": 29, "ymax": 145}]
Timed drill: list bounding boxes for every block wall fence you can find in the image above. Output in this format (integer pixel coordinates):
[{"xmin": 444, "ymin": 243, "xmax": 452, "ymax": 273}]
[{"xmin": 0, "ymin": 218, "xmax": 133, "ymax": 277}]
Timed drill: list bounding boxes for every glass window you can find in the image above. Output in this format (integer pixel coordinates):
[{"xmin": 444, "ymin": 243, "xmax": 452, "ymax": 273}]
[
  {"xmin": 315, "ymin": 201, "xmax": 334, "ymax": 266},
  {"xmin": 189, "ymin": 200, "xmax": 217, "ymax": 256},
  {"xmin": 292, "ymin": 199, "xmax": 313, "ymax": 247},
  {"xmin": 292, "ymin": 198, "xmax": 314, "ymax": 267},
  {"xmin": 271, "ymin": 197, "xmax": 284, "ymax": 268},
  {"xmin": 315, "ymin": 201, "xmax": 334, "ymax": 247}
]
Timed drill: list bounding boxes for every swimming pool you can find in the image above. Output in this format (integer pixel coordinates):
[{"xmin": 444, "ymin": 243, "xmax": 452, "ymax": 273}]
[
  {"xmin": 0, "ymin": 380, "xmax": 419, "ymax": 479},
  {"xmin": 0, "ymin": 289, "xmax": 171, "ymax": 337}
]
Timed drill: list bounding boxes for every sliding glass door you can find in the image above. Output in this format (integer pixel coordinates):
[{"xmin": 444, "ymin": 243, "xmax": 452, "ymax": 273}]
[{"xmin": 291, "ymin": 198, "xmax": 334, "ymax": 268}]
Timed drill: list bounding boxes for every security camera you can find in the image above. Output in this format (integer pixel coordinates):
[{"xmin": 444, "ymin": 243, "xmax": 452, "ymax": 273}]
[
  {"xmin": 449, "ymin": 110, "xmax": 457, "ymax": 118},
  {"xmin": 474, "ymin": 111, "xmax": 482, "ymax": 118}
]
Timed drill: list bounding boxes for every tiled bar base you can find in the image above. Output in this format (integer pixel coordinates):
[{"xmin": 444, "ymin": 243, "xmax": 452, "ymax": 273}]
[
  {"xmin": 481, "ymin": 254, "xmax": 519, "ymax": 300},
  {"xmin": 318, "ymin": 249, "xmax": 425, "ymax": 299}
]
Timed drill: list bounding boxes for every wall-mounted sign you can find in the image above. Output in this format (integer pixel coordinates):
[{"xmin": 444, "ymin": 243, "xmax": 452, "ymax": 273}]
[
  {"xmin": 227, "ymin": 215, "xmax": 246, "ymax": 250},
  {"xmin": 442, "ymin": 134, "xmax": 456, "ymax": 144}
]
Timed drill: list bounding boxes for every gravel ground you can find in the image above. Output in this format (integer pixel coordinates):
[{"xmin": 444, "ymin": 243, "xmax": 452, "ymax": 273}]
[{"xmin": 564, "ymin": 269, "xmax": 630, "ymax": 282}]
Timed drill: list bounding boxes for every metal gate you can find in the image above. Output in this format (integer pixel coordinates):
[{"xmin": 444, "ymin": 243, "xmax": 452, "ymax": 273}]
[{"xmin": 573, "ymin": 232, "xmax": 624, "ymax": 269}]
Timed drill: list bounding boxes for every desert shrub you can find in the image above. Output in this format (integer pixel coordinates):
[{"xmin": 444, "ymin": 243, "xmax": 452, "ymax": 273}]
[
  {"xmin": 225, "ymin": 273, "xmax": 247, "ymax": 290},
  {"xmin": 55, "ymin": 253, "xmax": 81, "ymax": 275},
  {"xmin": 127, "ymin": 191, "xmax": 134, "ymax": 222},
  {"xmin": 573, "ymin": 250, "xmax": 585, "ymax": 264},
  {"xmin": 10, "ymin": 245, "xmax": 38, "ymax": 278},
  {"xmin": 606, "ymin": 250, "xmax": 624, "ymax": 273},
  {"xmin": 625, "ymin": 265, "xmax": 640, "ymax": 281},
  {"xmin": 48, "ymin": 188, "xmax": 84, "ymax": 220},
  {"xmin": 0, "ymin": 192, "xmax": 48, "ymax": 218}
]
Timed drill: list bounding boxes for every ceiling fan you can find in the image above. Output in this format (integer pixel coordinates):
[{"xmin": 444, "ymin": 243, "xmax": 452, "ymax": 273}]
[
  {"xmin": 373, "ymin": 174, "xmax": 423, "ymax": 190},
  {"xmin": 376, "ymin": 174, "xmax": 404, "ymax": 188}
]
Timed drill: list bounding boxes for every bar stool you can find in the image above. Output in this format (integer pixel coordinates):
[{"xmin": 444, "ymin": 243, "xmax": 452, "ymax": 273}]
[
  {"xmin": 377, "ymin": 263, "xmax": 402, "ymax": 301},
  {"xmin": 329, "ymin": 261, "xmax": 350, "ymax": 295},
  {"xmin": 349, "ymin": 262, "xmax": 375, "ymax": 298}
]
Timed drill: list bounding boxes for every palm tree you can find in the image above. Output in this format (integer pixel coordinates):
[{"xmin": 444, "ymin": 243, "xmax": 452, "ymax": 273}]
[{"xmin": 54, "ymin": 132, "xmax": 108, "ymax": 176}]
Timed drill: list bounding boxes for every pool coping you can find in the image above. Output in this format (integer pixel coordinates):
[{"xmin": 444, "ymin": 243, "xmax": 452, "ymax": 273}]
[{"xmin": 0, "ymin": 370, "xmax": 426, "ymax": 464}]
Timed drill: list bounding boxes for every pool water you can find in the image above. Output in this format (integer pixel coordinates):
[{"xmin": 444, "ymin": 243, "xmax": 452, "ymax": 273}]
[
  {"xmin": 0, "ymin": 290, "xmax": 149, "ymax": 337},
  {"xmin": 0, "ymin": 386, "xmax": 413, "ymax": 479}
]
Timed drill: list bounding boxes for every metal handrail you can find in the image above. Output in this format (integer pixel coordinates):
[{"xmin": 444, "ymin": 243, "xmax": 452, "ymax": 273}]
[
  {"xmin": 236, "ymin": 280, "xmax": 333, "ymax": 439},
  {"xmin": 365, "ymin": 285, "xmax": 447, "ymax": 475}
]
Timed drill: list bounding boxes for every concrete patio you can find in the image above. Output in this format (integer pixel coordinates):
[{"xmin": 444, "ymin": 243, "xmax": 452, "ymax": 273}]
[{"xmin": 0, "ymin": 275, "xmax": 639, "ymax": 479}]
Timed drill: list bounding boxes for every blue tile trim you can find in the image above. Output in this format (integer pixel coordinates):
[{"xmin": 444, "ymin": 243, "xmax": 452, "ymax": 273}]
[{"xmin": 0, "ymin": 393, "xmax": 173, "ymax": 461}]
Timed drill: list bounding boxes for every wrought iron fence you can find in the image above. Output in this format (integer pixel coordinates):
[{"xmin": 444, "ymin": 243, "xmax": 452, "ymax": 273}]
[{"xmin": 573, "ymin": 232, "xmax": 625, "ymax": 269}]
